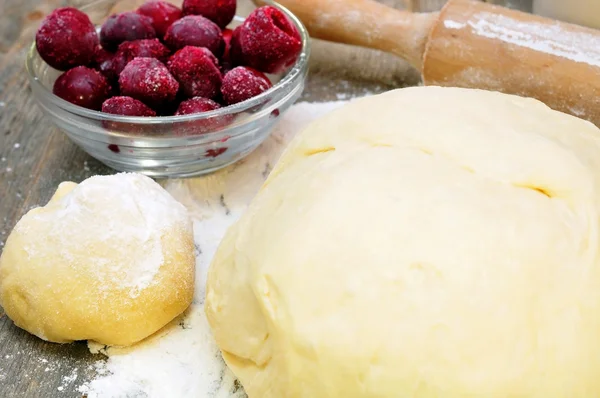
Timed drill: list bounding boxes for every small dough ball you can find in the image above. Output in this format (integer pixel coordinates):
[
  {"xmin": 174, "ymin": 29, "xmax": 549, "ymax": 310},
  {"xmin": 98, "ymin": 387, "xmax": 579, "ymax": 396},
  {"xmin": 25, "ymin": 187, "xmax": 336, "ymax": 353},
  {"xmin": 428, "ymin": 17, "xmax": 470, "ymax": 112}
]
[
  {"xmin": 206, "ymin": 87, "xmax": 600, "ymax": 397},
  {"xmin": 0, "ymin": 173, "xmax": 195, "ymax": 346}
]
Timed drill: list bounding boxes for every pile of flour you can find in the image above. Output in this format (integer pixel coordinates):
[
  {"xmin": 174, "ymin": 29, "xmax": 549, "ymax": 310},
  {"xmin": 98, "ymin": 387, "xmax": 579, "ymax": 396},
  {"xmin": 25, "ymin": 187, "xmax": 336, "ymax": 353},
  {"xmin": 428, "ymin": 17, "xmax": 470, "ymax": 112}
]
[{"xmin": 78, "ymin": 100, "xmax": 347, "ymax": 398}]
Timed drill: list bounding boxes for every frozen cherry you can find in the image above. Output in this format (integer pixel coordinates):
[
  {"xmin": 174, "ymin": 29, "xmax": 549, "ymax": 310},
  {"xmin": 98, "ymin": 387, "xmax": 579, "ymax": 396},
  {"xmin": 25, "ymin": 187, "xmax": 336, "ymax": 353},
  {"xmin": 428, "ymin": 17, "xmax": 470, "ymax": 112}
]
[
  {"xmin": 168, "ymin": 46, "xmax": 222, "ymax": 99},
  {"xmin": 94, "ymin": 45, "xmax": 113, "ymax": 69},
  {"xmin": 100, "ymin": 12, "xmax": 156, "ymax": 51},
  {"xmin": 117, "ymin": 39, "xmax": 170, "ymax": 63},
  {"xmin": 119, "ymin": 57, "xmax": 179, "ymax": 107},
  {"xmin": 182, "ymin": 0, "xmax": 236, "ymax": 29},
  {"xmin": 102, "ymin": 96, "xmax": 156, "ymax": 133},
  {"xmin": 94, "ymin": 45, "xmax": 113, "ymax": 72},
  {"xmin": 53, "ymin": 66, "xmax": 111, "ymax": 110},
  {"xmin": 175, "ymin": 97, "xmax": 220, "ymax": 115},
  {"xmin": 221, "ymin": 66, "xmax": 271, "ymax": 105},
  {"xmin": 36, "ymin": 7, "xmax": 98, "ymax": 71},
  {"xmin": 164, "ymin": 15, "xmax": 224, "ymax": 57},
  {"xmin": 96, "ymin": 51, "xmax": 127, "ymax": 83},
  {"xmin": 94, "ymin": 44, "xmax": 124, "ymax": 82},
  {"xmin": 102, "ymin": 96, "xmax": 156, "ymax": 116},
  {"xmin": 230, "ymin": 6, "xmax": 302, "ymax": 73},
  {"xmin": 175, "ymin": 97, "xmax": 233, "ymax": 135},
  {"xmin": 137, "ymin": 1, "xmax": 182, "ymax": 38}
]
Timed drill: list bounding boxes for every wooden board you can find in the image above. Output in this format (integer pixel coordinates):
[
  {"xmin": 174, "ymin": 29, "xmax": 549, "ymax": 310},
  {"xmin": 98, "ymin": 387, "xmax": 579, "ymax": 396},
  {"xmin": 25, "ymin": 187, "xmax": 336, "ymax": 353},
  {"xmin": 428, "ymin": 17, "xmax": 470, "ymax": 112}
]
[{"xmin": 0, "ymin": 0, "xmax": 420, "ymax": 396}]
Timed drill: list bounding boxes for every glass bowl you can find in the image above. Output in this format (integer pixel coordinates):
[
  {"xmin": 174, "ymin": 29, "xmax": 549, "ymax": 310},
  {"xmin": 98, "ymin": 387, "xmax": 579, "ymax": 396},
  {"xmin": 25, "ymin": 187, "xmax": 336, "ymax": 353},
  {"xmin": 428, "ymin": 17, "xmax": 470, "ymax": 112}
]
[{"xmin": 25, "ymin": 0, "xmax": 310, "ymax": 178}]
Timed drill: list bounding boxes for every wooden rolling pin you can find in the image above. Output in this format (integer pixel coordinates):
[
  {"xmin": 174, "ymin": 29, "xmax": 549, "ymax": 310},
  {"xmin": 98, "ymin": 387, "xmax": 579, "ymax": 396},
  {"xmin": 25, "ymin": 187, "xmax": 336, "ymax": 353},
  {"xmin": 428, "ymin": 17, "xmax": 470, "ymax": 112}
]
[{"xmin": 256, "ymin": 0, "xmax": 600, "ymax": 127}]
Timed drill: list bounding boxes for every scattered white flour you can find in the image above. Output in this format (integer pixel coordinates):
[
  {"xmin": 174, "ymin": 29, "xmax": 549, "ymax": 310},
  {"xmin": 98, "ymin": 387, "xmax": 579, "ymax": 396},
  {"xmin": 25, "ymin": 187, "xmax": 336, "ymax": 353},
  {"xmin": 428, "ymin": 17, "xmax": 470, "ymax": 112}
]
[
  {"xmin": 331, "ymin": 80, "xmax": 385, "ymax": 101},
  {"xmin": 79, "ymin": 100, "xmax": 348, "ymax": 398},
  {"xmin": 57, "ymin": 368, "xmax": 78, "ymax": 392},
  {"xmin": 444, "ymin": 12, "xmax": 600, "ymax": 67}
]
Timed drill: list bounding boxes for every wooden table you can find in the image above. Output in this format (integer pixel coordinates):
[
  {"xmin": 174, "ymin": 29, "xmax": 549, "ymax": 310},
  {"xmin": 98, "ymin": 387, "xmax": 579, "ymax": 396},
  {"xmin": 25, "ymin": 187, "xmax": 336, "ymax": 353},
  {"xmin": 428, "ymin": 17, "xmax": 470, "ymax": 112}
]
[{"xmin": 0, "ymin": 0, "xmax": 420, "ymax": 396}]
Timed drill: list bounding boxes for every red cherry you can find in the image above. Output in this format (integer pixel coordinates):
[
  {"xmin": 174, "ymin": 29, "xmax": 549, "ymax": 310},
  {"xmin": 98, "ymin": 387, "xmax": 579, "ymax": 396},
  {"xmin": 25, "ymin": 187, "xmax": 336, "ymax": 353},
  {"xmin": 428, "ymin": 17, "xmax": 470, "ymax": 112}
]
[
  {"xmin": 118, "ymin": 57, "xmax": 179, "ymax": 107},
  {"xmin": 175, "ymin": 97, "xmax": 234, "ymax": 135},
  {"xmin": 53, "ymin": 66, "xmax": 111, "ymax": 110},
  {"xmin": 94, "ymin": 46, "xmax": 124, "ymax": 83},
  {"xmin": 176, "ymin": 97, "xmax": 220, "ymax": 115},
  {"xmin": 137, "ymin": 1, "xmax": 183, "ymax": 38},
  {"xmin": 221, "ymin": 66, "xmax": 271, "ymax": 105},
  {"xmin": 36, "ymin": 7, "xmax": 99, "ymax": 71},
  {"xmin": 182, "ymin": 0, "xmax": 236, "ymax": 29},
  {"xmin": 164, "ymin": 15, "xmax": 224, "ymax": 57},
  {"xmin": 117, "ymin": 39, "xmax": 171, "ymax": 64},
  {"xmin": 230, "ymin": 6, "xmax": 302, "ymax": 74},
  {"xmin": 102, "ymin": 96, "xmax": 156, "ymax": 116},
  {"xmin": 100, "ymin": 12, "xmax": 156, "ymax": 51},
  {"xmin": 168, "ymin": 46, "xmax": 222, "ymax": 99}
]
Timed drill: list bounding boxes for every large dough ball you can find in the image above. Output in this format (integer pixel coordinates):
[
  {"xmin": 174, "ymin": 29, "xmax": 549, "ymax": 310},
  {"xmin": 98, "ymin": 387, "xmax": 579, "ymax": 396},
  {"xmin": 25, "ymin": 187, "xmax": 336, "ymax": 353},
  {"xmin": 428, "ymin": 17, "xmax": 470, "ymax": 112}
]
[
  {"xmin": 0, "ymin": 173, "xmax": 195, "ymax": 346},
  {"xmin": 206, "ymin": 87, "xmax": 600, "ymax": 397}
]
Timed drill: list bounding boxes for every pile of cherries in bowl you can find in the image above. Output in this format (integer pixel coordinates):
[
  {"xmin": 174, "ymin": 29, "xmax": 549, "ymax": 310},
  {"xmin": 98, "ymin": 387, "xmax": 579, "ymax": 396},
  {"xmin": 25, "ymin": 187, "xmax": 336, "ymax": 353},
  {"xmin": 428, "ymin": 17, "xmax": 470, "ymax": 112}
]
[{"xmin": 35, "ymin": 0, "xmax": 302, "ymax": 118}]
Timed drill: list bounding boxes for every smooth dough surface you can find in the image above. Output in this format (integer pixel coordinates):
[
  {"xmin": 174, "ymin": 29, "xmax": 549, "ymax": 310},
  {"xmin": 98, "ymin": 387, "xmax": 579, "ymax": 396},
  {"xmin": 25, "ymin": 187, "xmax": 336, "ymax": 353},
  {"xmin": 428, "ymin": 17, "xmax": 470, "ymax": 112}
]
[
  {"xmin": 0, "ymin": 173, "xmax": 195, "ymax": 346},
  {"xmin": 206, "ymin": 87, "xmax": 600, "ymax": 397}
]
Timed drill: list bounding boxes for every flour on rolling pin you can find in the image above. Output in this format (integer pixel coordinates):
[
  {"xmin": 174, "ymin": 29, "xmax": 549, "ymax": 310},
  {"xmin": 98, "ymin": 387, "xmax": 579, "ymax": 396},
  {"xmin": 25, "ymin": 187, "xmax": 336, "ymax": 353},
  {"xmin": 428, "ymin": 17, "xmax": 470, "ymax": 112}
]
[
  {"xmin": 76, "ymin": 101, "xmax": 347, "ymax": 398},
  {"xmin": 443, "ymin": 12, "xmax": 600, "ymax": 68}
]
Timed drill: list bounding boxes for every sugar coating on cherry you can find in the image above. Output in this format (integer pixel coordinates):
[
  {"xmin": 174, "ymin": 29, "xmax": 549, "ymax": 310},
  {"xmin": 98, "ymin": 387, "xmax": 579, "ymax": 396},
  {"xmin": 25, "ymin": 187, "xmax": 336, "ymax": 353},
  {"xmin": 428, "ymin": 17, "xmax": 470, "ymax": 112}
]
[
  {"xmin": 53, "ymin": 66, "xmax": 112, "ymax": 110},
  {"xmin": 182, "ymin": 0, "xmax": 236, "ymax": 29},
  {"xmin": 36, "ymin": 7, "xmax": 99, "ymax": 71},
  {"xmin": 100, "ymin": 12, "xmax": 156, "ymax": 51},
  {"xmin": 221, "ymin": 66, "xmax": 272, "ymax": 105},
  {"xmin": 137, "ymin": 1, "xmax": 183, "ymax": 38},
  {"xmin": 102, "ymin": 96, "xmax": 157, "ymax": 116},
  {"xmin": 168, "ymin": 46, "xmax": 222, "ymax": 99},
  {"xmin": 119, "ymin": 57, "xmax": 179, "ymax": 107},
  {"xmin": 230, "ymin": 6, "xmax": 302, "ymax": 74},
  {"xmin": 164, "ymin": 15, "xmax": 224, "ymax": 57}
]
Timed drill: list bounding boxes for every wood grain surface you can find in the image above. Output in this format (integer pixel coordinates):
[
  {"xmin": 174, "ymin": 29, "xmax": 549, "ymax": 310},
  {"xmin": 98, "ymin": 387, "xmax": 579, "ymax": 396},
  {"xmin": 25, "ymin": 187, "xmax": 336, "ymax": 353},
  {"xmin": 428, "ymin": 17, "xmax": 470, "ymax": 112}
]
[{"xmin": 0, "ymin": 0, "xmax": 419, "ymax": 396}]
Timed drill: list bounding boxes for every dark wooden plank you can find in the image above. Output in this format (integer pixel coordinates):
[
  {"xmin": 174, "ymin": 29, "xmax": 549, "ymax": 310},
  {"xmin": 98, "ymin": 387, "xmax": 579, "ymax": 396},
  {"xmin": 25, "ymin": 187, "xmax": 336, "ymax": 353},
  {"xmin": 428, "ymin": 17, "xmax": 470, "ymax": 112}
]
[
  {"xmin": 0, "ymin": 0, "xmax": 419, "ymax": 396},
  {"xmin": 0, "ymin": 1, "xmax": 115, "ymax": 396}
]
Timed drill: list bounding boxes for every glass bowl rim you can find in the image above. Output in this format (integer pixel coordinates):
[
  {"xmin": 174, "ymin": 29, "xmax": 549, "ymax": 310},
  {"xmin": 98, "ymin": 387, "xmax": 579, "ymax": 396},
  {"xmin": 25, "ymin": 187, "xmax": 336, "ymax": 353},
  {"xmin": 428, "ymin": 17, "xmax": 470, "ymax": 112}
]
[{"xmin": 24, "ymin": 1, "xmax": 311, "ymax": 127}]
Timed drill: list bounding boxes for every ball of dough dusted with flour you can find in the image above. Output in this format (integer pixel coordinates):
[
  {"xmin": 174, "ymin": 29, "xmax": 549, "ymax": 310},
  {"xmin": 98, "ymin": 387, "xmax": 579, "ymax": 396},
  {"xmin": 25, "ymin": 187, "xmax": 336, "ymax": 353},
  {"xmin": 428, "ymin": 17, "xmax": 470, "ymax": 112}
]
[
  {"xmin": 0, "ymin": 173, "xmax": 195, "ymax": 346},
  {"xmin": 206, "ymin": 87, "xmax": 600, "ymax": 397}
]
